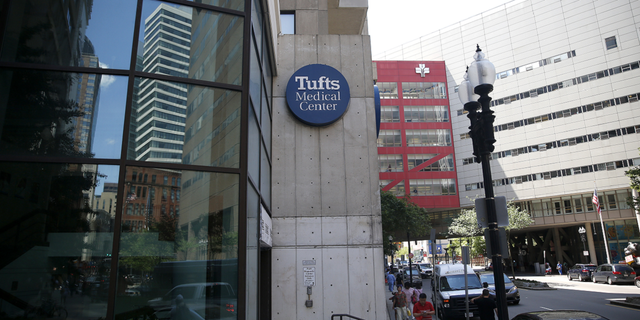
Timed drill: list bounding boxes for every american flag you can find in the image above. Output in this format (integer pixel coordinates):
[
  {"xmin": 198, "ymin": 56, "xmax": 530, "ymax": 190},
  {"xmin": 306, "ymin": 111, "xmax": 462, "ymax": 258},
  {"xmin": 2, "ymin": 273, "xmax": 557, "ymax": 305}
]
[{"xmin": 592, "ymin": 189, "xmax": 601, "ymax": 215}]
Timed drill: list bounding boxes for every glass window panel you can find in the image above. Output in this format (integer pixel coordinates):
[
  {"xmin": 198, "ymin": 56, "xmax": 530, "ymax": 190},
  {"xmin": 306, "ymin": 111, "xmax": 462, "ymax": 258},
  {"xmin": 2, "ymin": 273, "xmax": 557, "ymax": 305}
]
[
  {"xmin": 262, "ymin": 86, "xmax": 272, "ymax": 153},
  {"xmin": 187, "ymin": 0, "xmax": 244, "ymax": 11},
  {"xmin": 115, "ymin": 167, "xmax": 239, "ymax": 319},
  {"xmin": 0, "ymin": 69, "xmax": 127, "ymax": 159},
  {"xmin": 248, "ymin": 108, "xmax": 260, "ymax": 182},
  {"xmin": 401, "ymin": 82, "xmax": 447, "ymax": 99},
  {"xmin": 132, "ymin": 78, "xmax": 241, "ymax": 167},
  {"xmin": 280, "ymin": 13, "xmax": 295, "ymax": 34},
  {"xmin": 1, "ymin": 0, "xmax": 136, "ymax": 69},
  {"xmin": 381, "ymin": 106, "xmax": 400, "ymax": 122},
  {"xmin": 139, "ymin": 1, "xmax": 244, "ymax": 85},
  {"xmin": 404, "ymin": 106, "xmax": 449, "ymax": 122},
  {"xmin": 261, "ymin": 143, "xmax": 271, "ymax": 208},
  {"xmin": 377, "ymin": 82, "xmax": 398, "ymax": 99},
  {"xmin": 381, "ymin": 179, "xmax": 404, "ymax": 196},
  {"xmin": 251, "ymin": 0, "xmax": 263, "ymax": 60},
  {"xmin": 377, "ymin": 130, "xmax": 401, "ymax": 147},
  {"xmin": 378, "ymin": 154, "xmax": 403, "ymax": 172},
  {"xmin": 616, "ymin": 189, "xmax": 631, "ymax": 209},
  {"xmin": 249, "ymin": 40, "xmax": 261, "ymax": 116},
  {"xmin": 0, "ymin": 162, "xmax": 116, "ymax": 320}
]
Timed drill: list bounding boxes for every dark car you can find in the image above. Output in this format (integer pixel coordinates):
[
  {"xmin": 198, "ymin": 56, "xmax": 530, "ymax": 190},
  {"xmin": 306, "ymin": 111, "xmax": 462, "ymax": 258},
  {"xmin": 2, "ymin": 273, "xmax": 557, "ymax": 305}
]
[
  {"xmin": 567, "ymin": 263, "xmax": 597, "ymax": 281},
  {"xmin": 476, "ymin": 271, "xmax": 520, "ymax": 305},
  {"xmin": 635, "ymin": 275, "xmax": 640, "ymax": 288},
  {"xmin": 592, "ymin": 263, "xmax": 636, "ymax": 284},
  {"xmin": 402, "ymin": 267, "xmax": 422, "ymax": 287},
  {"xmin": 512, "ymin": 310, "xmax": 609, "ymax": 319}
]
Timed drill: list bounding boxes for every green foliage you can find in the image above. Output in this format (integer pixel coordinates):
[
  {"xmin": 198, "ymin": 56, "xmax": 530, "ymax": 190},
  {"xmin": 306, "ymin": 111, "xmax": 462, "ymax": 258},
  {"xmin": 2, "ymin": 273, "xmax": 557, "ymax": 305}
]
[
  {"xmin": 448, "ymin": 208, "xmax": 481, "ymax": 238},
  {"xmin": 448, "ymin": 201, "xmax": 534, "ymax": 254},
  {"xmin": 381, "ymin": 190, "xmax": 431, "ymax": 256},
  {"xmin": 625, "ymin": 150, "xmax": 640, "ymax": 210}
]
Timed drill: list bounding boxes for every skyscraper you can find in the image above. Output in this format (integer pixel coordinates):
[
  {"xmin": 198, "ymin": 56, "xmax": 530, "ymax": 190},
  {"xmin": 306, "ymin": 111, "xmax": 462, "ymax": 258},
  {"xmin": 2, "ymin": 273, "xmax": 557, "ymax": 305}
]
[{"xmin": 134, "ymin": 4, "xmax": 191, "ymax": 163}]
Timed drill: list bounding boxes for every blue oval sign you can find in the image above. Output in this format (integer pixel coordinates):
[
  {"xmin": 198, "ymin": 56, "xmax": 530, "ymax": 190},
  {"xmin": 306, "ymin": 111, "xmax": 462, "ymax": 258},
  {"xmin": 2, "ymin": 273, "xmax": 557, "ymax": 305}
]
[{"xmin": 286, "ymin": 64, "xmax": 350, "ymax": 126}]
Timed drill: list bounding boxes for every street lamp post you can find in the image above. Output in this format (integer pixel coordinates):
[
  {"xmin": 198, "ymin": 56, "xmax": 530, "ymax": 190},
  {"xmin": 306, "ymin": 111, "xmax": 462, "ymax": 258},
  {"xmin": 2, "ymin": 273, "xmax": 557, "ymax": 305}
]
[
  {"xmin": 578, "ymin": 227, "xmax": 587, "ymax": 263},
  {"xmin": 459, "ymin": 45, "xmax": 508, "ymax": 320},
  {"xmin": 389, "ymin": 235, "xmax": 394, "ymax": 268}
]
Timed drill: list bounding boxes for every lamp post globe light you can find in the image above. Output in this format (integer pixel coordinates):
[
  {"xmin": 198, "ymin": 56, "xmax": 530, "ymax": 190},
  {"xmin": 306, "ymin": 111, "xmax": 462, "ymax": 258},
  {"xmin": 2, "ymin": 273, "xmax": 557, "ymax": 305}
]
[{"xmin": 459, "ymin": 45, "xmax": 509, "ymax": 320}]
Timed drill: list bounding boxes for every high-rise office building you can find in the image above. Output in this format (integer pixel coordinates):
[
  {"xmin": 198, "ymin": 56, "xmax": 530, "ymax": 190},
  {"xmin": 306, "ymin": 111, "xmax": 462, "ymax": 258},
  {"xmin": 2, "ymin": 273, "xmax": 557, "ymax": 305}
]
[
  {"xmin": 134, "ymin": 4, "xmax": 191, "ymax": 163},
  {"xmin": 375, "ymin": 0, "xmax": 640, "ymax": 267}
]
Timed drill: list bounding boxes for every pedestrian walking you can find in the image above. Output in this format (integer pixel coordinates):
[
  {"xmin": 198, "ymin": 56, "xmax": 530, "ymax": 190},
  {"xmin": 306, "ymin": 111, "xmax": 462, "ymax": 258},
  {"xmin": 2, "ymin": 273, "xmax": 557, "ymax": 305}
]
[
  {"xmin": 401, "ymin": 282, "xmax": 416, "ymax": 312},
  {"xmin": 471, "ymin": 289, "xmax": 497, "ymax": 320},
  {"xmin": 389, "ymin": 283, "xmax": 409, "ymax": 320},
  {"xmin": 386, "ymin": 271, "xmax": 396, "ymax": 292},
  {"xmin": 412, "ymin": 293, "xmax": 435, "ymax": 320},
  {"xmin": 556, "ymin": 262, "xmax": 562, "ymax": 275}
]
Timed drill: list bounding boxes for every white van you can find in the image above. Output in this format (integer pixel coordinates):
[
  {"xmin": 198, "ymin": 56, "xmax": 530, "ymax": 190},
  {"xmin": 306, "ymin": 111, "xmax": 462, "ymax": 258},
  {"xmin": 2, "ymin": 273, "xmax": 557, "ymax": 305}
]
[{"xmin": 431, "ymin": 264, "xmax": 484, "ymax": 319}]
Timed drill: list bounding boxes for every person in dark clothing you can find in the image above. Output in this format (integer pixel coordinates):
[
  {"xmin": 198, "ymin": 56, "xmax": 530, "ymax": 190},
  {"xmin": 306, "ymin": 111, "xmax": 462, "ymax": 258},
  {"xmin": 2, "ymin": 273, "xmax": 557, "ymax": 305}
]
[{"xmin": 471, "ymin": 289, "xmax": 497, "ymax": 320}]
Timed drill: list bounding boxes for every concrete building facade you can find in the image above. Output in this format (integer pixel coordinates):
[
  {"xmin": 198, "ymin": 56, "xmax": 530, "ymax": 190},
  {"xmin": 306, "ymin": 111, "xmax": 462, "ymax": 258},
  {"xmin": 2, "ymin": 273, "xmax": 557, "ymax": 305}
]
[{"xmin": 270, "ymin": 1, "xmax": 386, "ymax": 319}]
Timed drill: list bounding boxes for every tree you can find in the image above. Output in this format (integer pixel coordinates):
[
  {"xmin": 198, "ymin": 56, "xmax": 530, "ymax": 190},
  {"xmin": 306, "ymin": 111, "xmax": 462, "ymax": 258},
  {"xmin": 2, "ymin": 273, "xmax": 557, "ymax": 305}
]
[
  {"xmin": 381, "ymin": 190, "xmax": 431, "ymax": 257},
  {"xmin": 625, "ymin": 150, "xmax": 640, "ymax": 210},
  {"xmin": 448, "ymin": 201, "xmax": 534, "ymax": 275}
]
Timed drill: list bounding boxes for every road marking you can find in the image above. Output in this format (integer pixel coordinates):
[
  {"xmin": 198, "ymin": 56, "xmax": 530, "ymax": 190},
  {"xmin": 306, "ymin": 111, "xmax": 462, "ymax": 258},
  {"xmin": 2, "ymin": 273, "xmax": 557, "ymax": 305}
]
[
  {"xmin": 540, "ymin": 307, "xmax": 553, "ymax": 310},
  {"xmin": 606, "ymin": 304, "xmax": 640, "ymax": 312}
]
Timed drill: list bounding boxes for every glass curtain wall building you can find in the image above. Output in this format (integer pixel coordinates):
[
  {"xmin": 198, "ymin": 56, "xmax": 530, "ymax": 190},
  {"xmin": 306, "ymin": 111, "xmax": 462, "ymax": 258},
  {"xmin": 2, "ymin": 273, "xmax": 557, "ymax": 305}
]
[{"xmin": 0, "ymin": 0, "xmax": 273, "ymax": 319}]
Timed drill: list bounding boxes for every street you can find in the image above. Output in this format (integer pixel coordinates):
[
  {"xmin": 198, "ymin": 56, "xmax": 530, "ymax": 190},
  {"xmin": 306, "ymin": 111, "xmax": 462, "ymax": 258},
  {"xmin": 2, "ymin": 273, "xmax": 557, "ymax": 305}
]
[{"xmin": 386, "ymin": 274, "xmax": 640, "ymax": 319}]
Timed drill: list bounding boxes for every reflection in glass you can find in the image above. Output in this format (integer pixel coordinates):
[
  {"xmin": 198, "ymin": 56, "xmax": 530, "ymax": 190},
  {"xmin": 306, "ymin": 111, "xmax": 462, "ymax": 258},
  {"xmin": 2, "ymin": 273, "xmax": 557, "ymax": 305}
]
[
  {"xmin": 140, "ymin": 1, "xmax": 244, "ymax": 85},
  {"xmin": 131, "ymin": 77, "xmax": 241, "ymax": 167},
  {"xmin": 0, "ymin": 162, "xmax": 116, "ymax": 320},
  {"xmin": 114, "ymin": 167, "xmax": 239, "ymax": 320},
  {"xmin": 401, "ymin": 82, "xmax": 447, "ymax": 99},
  {"xmin": 187, "ymin": 0, "xmax": 244, "ymax": 11},
  {"xmin": 1, "ymin": 0, "xmax": 136, "ymax": 69},
  {"xmin": 0, "ymin": 69, "xmax": 126, "ymax": 159}
]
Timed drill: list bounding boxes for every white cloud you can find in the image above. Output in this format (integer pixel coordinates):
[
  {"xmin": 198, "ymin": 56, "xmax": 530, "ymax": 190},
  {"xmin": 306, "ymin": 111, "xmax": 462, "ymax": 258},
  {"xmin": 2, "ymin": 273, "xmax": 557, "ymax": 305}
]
[
  {"xmin": 106, "ymin": 139, "xmax": 116, "ymax": 145},
  {"xmin": 98, "ymin": 62, "xmax": 116, "ymax": 88}
]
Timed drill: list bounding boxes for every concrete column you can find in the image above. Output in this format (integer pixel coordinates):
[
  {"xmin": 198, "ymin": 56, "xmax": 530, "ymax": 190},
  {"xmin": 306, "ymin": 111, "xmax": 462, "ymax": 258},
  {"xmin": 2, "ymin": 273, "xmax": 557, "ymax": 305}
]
[
  {"xmin": 552, "ymin": 227, "xmax": 562, "ymax": 265},
  {"xmin": 585, "ymin": 222, "xmax": 597, "ymax": 265}
]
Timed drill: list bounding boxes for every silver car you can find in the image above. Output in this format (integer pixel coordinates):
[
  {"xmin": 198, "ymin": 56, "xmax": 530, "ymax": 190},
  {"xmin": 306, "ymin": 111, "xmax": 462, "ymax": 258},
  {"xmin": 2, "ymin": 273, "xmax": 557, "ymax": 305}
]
[{"xmin": 592, "ymin": 264, "xmax": 636, "ymax": 284}]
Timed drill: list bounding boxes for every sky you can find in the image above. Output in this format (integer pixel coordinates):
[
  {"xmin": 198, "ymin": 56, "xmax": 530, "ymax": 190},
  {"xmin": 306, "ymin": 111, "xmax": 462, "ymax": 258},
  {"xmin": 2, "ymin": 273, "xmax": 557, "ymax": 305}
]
[{"xmin": 368, "ymin": 0, "xmax": 515, "ymax": 58}]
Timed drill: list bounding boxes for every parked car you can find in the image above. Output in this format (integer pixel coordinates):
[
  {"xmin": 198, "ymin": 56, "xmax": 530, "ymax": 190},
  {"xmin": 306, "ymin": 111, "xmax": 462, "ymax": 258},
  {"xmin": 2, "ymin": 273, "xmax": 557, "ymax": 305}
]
[
  {"xmin": 148, "ymin": 282, "xmax": 237, "ymax": 319},
  {"xmin": 635, "ymin": 275, "xmax": 640, "ymax": 288},
  {"xmin": 592, "ymin": 263, "xmax": 636, "ymax": 284},
  {"xmin": 512, "ymin": 310, "xmax": 609, "ymax": 320},
  {"xmin": 567, "ymin": 263, "xmax": 597, "ymax": 281},
  {"xmin": 476, "ymin": 271, "xmax": 520, "ymax": 305},
  {"xmin": 417, "ymin": 263, "xmax": 433, "ymax": 278},
  {"xmin": 402, "ymin": 267, "xmax": 422, "ymax": 287}
]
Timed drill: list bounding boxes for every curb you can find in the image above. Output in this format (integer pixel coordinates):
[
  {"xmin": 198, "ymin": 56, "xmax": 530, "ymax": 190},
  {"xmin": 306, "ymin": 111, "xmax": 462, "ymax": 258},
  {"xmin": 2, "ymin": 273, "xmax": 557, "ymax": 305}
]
[
  {"xmin": 517, "ymin": 286, "xmax": 556, "ymax": 290},
  {"xmin": 610, "ymin": 300, "xmax": 640, "ymax": 309}
]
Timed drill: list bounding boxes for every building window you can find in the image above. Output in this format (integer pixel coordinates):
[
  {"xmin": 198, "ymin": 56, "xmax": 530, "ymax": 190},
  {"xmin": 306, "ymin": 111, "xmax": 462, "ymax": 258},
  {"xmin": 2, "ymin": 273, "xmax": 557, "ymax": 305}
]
[
  {"xmin": 605, "ymin": 36, "xmax": 617, "ymax": 50},
  {"xmin": 409, "ymin": 179, "xmax": 456, "ymax": 196},
  {"xmin": 404, "ymin": 106, "xmax": 449, "ymax": 122},
  {"xmin": 280, "ymin": 12, "xmax": 294, "ymax": 34},
  {"xmin": 377, "ymin": 130, "xmax": 402, "ymax": 147},
  {"xmin": 378, "ymin": 154, "xmax": 403, "ymax": 172},
  {"xmin": 380, "ymin": 179, "xmax": 405, "ymax": 196},
  {"xmin": 380, "ymin": 106, "xmax": 400, "ymax": 122},
  {"xmin": 405, "ymin": 129, "xmax": 451, "ymax": 147},
  {"xmin": 377, "ymin": 82, "xmax": 398, "ymax": 99},
  {"xmin": 401, "ymin": 82, "xmax": 446, "ymax": 99}
]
